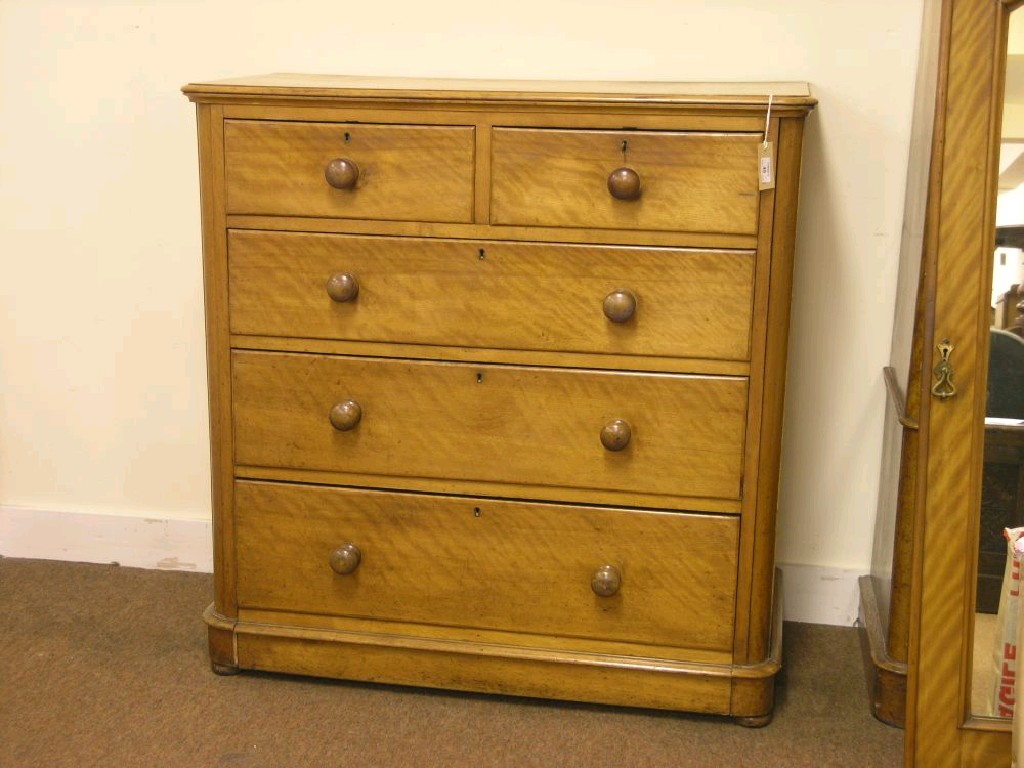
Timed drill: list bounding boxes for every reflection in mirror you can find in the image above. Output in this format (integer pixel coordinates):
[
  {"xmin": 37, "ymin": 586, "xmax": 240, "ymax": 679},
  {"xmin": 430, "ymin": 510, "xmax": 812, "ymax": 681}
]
[{"xmin": 972, "ymin": 5, "xmax": 1024, "ymax": 720}]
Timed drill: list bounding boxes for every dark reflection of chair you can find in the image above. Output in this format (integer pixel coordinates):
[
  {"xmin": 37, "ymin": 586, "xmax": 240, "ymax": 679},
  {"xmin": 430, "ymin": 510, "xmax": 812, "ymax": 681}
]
[
  {"xmin": 988, "ymin": 328, "xmax": 1024, "ymax": 417},
  {"xmin": 977, "ymin": 328, "xmax": 1024, "ymax": 613}
]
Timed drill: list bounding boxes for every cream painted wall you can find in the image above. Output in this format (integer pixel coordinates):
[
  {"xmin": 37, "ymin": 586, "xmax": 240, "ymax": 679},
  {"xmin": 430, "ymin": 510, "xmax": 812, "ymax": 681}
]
[{"xmin": 0, "ymin": 1, "xmax": 925, "ymax": 576}]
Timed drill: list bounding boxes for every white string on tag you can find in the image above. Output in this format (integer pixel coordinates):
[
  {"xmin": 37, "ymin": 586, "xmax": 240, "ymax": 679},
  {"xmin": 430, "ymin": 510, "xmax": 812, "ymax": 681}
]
[{"xmin": 759, "ymin": 94, "xmax": 776, "ymax": 190}]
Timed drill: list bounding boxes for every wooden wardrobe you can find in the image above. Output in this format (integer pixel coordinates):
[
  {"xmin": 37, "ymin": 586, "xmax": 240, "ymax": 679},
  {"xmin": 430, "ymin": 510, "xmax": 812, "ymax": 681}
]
[{"xmin": 864, "ymin": 0, "xmax": 1024, "ymax": 764}]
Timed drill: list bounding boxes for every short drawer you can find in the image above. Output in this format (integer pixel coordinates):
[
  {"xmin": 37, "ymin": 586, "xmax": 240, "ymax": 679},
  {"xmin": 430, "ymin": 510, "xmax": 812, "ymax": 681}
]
[
  {"xmin": 228, "ymin": 230, "xmax": 755, "ymax": 361},
  {"xmin": 232, "ymin": 351, "xmax": 748, "ymax": 502},
  {"xmin": 490, "ymin": 128, "xmax": 760, "ymax": 234},
  {"xmin": 224, "ymin": 120, "xmax": 475, "ymax": 223},
  {"xmin": 235, "ymin": 481, "xmax": 739, "ymax": 653}
]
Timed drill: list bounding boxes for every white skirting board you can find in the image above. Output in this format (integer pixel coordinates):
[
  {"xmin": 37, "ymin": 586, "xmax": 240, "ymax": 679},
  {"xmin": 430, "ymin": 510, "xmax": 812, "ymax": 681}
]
[
  {"xmin": 0, "ymin": 506, "xmax": 861, "ymax": 626},
  {"xmin": 778, "ymin": 562, "xmax": 863, "ymax": 626},
  {"xmin": 0, "ymin": 505, "xmax": 213, "ymax": 572}
]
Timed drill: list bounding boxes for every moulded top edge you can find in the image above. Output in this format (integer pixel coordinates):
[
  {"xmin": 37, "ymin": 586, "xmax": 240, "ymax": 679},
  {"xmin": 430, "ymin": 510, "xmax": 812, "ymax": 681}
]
[{"xmin": 181, "ymin": 73, "xmax": 816, "ymax": 108}]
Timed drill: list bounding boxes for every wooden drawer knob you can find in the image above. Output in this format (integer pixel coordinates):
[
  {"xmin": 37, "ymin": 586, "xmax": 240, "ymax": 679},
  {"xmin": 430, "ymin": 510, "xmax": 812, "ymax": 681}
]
[
  {"xmin": 329, "ymin": 399, "xmax": 362, "ymax": 431},
  {"xmin": 600, "ymin": 418, "xmax": 631, "ymax": 451},
  {"xmin": 608, "ymin": 167, "xmax": 641, "ymax": 201},
  {"xmin": 330, "ymin": 543, "xmax": 362, "ymax": 575},
  {"xmin": 603, "ymin": 290, "xmax": 637, "ymax": 323},
  {"xmin": 327, "ymin": 272, "xmax": 359, "ymax": 303},
  {"xmin": 325, "ymin": 158, "xmax": 360, "ymax": 190},
  {"xmin": 591, "ymin": 564, "xmax": 621, "ymax": 597}
]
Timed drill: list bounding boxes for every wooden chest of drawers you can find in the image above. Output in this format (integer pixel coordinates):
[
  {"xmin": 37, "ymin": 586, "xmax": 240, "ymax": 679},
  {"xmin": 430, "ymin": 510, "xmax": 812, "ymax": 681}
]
[{"xmin": 184, "ymin": 75, "xmax": 814, "ymax": 724}]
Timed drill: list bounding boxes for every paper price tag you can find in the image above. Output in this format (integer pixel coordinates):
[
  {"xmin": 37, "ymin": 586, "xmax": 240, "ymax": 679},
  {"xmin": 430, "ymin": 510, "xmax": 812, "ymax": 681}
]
[{"xmin": 758, "ymin": 141, "xmax": 775, "ymax": 190}]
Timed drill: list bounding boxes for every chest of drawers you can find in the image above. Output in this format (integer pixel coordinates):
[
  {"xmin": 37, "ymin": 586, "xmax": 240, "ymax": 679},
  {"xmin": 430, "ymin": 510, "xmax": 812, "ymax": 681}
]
[{"xmin": 184, "ymin": 75, "xmax": 814, "ymax": 724}]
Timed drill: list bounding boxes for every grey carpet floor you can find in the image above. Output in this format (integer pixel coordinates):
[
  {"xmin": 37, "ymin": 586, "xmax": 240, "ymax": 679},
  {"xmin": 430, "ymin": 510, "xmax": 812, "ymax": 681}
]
[{"xmin": 0, "ymin": 557, "xmax": 902, "ymax": 767}]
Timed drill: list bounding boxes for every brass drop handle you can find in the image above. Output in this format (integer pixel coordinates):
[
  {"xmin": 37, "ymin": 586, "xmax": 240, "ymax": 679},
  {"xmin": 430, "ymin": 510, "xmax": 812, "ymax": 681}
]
[
  {"xmin": 603, "ymin": 290, "xmax": 637, "ymax": 323},
  {"xmin": 325, "ymin": 158, "xmax": 359, "ymax": 190},
  {"xmin": 931, "ymin": 338, "xmax": 957, "ymax": 400},
  {"xmin": 591, "ymin": 564, "xmax": 621, "ymax": 597},
  {"xmin": 608, "ymin": 167, "xmax": 641, "ymax": 201},
  {"xmin": 329, "ymin": 399, "xmax": 362, "ymax": 431},
  {"xmin": 330, "ymin": 543, "xmax": 362, "ymax": 575},
  {"xmin": 326, "ymin": 272, "xmax": 359, "ymax": 303},
  {"xmin": 600, "ymin": 418, "xmax": 632, "ymax": 451}
]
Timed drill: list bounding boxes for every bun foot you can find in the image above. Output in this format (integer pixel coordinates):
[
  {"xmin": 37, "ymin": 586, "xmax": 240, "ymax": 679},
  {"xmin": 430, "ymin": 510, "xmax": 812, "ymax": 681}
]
[
  {"xmin": 211, "ymin": 660, "xmax": 241, "ymax": 676},
  {"xmin": 735, "ymin": 712, "xmax": 773, "ymax": 728}
]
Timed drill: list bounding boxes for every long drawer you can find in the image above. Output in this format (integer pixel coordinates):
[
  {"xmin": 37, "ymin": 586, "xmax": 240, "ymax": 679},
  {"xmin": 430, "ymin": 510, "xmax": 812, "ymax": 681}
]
[
  {"xmin": 234, "ymin": 481, "xmax": 739, "ymax": 653},
  {"xmin": 228, "ymin": 230, "xmax": 755, "ymax": 361},
  {"xmin": 224, "ymin": 120, "xmax": 475, "ymax": 222},
  {"xmin": 231, "ymin": 351, "xmax": 748, "ymax": 502},
  {"xmin": 490, "ymin": 128, "xmax": 760, "ymax": 234}
]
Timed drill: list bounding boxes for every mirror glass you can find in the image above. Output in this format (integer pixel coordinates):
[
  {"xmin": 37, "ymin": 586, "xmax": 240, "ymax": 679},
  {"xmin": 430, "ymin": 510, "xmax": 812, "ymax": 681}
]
[{"xmin": 971, "ymin": 5, "xmax": 1024, "ymax": 720}]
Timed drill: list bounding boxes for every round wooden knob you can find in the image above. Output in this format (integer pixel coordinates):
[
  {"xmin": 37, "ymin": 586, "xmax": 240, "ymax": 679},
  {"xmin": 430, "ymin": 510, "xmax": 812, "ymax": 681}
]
[
  {"xmin": 591, "ymin": 565, "xmax": 621, "ymax": 597},
  {"xmin": 603, "ymin": 290, "xmax": 637, "ymax": 323},
  {"xmin": 327, "ymin": 272, "xmax": 359, "ymax": 303},
  {"xmin": 608, "ymin": 167, "xmax": 641, "ymax": 201},
  {"xmin": 329, "ymin": 400, "xmax": 362, "ymax": 431},
  {"xmin": 325, "ymin": 158, "xmax": 359, "ymax": 190},
  {"xmin": 330, "ymin": 543, "xmax": 362, "ymax": 575},
  {"xmin": 600, "ymin": 419, "xmax": 632, "ymax": 451}
]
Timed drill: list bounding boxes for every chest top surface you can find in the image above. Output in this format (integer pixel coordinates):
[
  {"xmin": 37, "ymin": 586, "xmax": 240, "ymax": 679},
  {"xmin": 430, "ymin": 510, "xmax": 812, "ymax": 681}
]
[{"xmin": 183, "ymin": 73, "xmax": 815, "ymax": 112}]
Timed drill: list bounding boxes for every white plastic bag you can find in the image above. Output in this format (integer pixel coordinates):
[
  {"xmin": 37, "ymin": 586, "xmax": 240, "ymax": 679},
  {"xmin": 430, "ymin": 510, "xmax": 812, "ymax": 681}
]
[
  {"xmin": 1013, "ymin": 530, "xmax": 1024, "ymax": 767},
  {"xmin": 992, "ymin": 527, "xmax": 1024, "ymax": 720}
]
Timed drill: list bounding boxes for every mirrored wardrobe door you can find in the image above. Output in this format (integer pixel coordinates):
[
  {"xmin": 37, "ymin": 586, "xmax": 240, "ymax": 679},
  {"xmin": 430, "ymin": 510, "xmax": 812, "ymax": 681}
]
[
  {"xmin": 970, "ymin": 11, "xmax": 1024, "ymax": 720},
  {"xmin": 907, "ymin": 0, "xmax": 1022, "ymax": 765}
]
